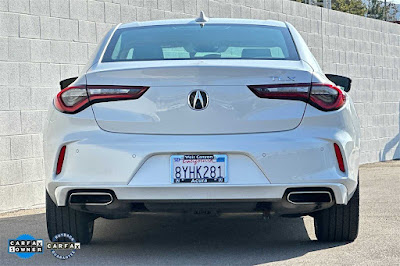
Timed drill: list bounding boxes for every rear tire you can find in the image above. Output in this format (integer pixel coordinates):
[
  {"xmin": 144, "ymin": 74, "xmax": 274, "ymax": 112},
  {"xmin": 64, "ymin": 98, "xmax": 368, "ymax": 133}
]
[
  {"xmin": 46, "ymin": 191, "xmax": 95, "ymax": 244},
  {"xmin": 314, "ymin": 184, "xmax": 359, "ymax": 242}
]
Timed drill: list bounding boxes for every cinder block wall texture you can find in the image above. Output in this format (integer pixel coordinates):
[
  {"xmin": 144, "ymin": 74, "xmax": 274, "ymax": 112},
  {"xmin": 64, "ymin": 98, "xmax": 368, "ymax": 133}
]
[{"xmin": 0, "ymin": 0, "xmax": 399, "ymax": 213}]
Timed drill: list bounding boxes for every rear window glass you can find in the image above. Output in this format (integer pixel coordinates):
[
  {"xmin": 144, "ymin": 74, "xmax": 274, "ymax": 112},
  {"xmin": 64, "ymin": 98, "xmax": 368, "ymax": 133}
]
[{"xmin": 102, "ymin": 24, "xmax": 299, "ymax": 62}]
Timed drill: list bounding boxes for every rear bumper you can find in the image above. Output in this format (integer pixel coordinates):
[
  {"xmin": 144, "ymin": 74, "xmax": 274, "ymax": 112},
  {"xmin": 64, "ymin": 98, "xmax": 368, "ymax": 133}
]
[
  {"xmin": 53, "ymin": 183, "xmax": 348, "ymax": 207},
  {"xmin": 44, "ymin": 101, "xmax": 360, "ymax": 210}
]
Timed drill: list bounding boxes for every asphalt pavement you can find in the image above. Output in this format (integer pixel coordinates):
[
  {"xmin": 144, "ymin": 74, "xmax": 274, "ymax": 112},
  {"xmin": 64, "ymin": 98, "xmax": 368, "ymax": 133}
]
[{"xmin": 0, "ymin": 161, "xmax": 399, "ymax": 265}]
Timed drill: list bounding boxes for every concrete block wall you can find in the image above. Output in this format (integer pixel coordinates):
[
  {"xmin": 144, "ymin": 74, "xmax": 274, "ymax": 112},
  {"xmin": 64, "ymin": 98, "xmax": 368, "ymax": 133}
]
[{"xmin": 0, "ymin": 0, "xmax": 399, "ymax": 213}]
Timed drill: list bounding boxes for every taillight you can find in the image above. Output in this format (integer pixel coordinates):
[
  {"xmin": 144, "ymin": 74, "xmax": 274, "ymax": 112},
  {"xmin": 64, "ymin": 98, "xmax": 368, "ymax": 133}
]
[
  {"xmin": 248, "ymin": 83, "xmax": 310, "ymax": 101},
  {"xmin": 54, "ymin": 85, "xmax": 148, "ymax": 114},
  {"xmin": 56, "ymin": 145, "xmax": 66, "ymax": 175},
  {"xmin": 333, "ymin": 143, "xmax": 345, "ymax": 172},
  {"xmin": 87, "ymin": 85, "xmax": 148, "ymax": 102},
  {"xmin": 309, "ymin": 84, "xmax": 346, "ymax": 111},
  {"xmin": 55, "ymin": 86, "xmax": 89, "ymax": 114},
  {"xmin": 248, "ymin": 83, "xmax": 346, "ymax": 112}
]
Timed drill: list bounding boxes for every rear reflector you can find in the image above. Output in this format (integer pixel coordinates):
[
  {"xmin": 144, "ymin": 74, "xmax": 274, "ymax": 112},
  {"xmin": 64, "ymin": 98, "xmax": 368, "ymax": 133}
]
[
  {"xmin": 334, "ymin": 143, "xmax": 345, "ymax": 172},
  {"xmin": 248, "ymin": 83, "xmax": 346, "ymax": 111},
  {"xmin": 56, "ymin": 145, "xmax": 66, "ymax": 175},
  {"xmin": 54, "ymin": 85, "xmax": 149, "ymax": 114}
]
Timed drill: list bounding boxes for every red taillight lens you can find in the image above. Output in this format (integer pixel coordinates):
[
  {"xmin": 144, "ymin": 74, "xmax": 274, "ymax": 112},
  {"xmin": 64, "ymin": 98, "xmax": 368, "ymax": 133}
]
[
  {"xmin": 87, "ymin": 85, "xmax": 148, "ymax": 102},
  {"xmin": 334, "ymin": 143, "xmax": 345, "ymax": 172},
  {"xmin": 56, "ymin": 145, "xmax": 66, "ymax": 175},
  {"xmin": 248, "ymin": 83, "xmax": 310, "ymax": 101},
  {"xmin": 309, "ymin": 84, "xmax": 346, "ymax": 111},
  {"xmin": 55, "ymin": 86, "xmax": 89, "ymax": 114},
  {"xmin": 54, "ymin": 85, "xmax": 148, "ymax": 114},
  {"xmin": 248, "ymin": 83, "xmax": 346, "ymax": 112}
]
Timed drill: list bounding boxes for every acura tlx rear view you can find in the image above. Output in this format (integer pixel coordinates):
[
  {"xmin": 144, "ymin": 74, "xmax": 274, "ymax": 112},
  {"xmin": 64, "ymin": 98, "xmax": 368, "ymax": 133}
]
[{"xmin": 44, "ymin": 17, "xmax": 360, "ymax": 244}]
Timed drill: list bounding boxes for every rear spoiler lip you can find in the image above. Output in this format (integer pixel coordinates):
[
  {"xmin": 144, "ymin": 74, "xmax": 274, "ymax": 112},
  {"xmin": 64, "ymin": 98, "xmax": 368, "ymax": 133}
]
[{"xmin": 60, "ymin": 77, "xmax": 78, "ymax": 90}]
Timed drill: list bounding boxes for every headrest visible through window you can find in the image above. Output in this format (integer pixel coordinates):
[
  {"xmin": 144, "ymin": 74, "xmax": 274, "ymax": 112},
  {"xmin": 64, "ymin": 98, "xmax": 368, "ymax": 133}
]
[
  {"xmin": 241, "ymin": 48, "xmax": 272, "ymax": 59},
  {"xmin": 132, "ymin": 46, "xmax": 164, "ymax": 60}
]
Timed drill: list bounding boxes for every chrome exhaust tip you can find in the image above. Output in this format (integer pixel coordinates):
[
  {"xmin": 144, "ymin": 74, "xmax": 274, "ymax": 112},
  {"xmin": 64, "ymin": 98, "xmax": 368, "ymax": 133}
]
[
  {"xmin": 287, "ymin": 191, "xmax": 333, "ymax": 205},
  {"xmin": 69, "ymin": 192, "xmax": 113, "ymax": 206}
]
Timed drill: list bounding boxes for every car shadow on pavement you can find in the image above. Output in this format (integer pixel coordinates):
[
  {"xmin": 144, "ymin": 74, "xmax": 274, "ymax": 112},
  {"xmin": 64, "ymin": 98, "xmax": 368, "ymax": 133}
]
[
  {"xmin": 86, "ymin": 213, "xmax": 347, "ymax": 265},
  {"xmin": 379, "ymin": 104, "xmax": 400, "ymax": 161}
]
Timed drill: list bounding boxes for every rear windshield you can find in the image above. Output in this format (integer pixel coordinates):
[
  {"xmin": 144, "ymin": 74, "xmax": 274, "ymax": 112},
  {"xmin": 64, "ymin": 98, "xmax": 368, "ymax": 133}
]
[{"xmin": 102, "ymin": 24, "xmax": 299, "ymax": 62}]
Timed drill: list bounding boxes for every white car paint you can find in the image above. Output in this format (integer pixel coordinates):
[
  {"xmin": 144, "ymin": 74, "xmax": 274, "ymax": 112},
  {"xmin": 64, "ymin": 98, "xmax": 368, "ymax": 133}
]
[{"xmin": 87, "ymin": 60, "xmax": 313, "ymax": 134}]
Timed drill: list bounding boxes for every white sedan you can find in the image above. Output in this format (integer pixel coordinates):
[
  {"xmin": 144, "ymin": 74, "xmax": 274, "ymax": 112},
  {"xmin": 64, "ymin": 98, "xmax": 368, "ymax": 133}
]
[{"xmin": 44, "ymin": 14, "xmax": 360, "ymax": 244}]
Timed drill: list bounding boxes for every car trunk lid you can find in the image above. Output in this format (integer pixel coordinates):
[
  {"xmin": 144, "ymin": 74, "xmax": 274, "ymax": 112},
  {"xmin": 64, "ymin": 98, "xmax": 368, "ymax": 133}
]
[{"xmin": 86, "ymin": 60, "xmax": 313, "ymax": 134}]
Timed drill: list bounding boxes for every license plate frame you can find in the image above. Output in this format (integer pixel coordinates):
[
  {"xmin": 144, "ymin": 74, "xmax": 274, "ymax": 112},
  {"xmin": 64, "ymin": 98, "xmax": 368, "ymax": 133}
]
[{"xmin": 170, "ymin": 154, "xmax": 228, "ymax": 184}]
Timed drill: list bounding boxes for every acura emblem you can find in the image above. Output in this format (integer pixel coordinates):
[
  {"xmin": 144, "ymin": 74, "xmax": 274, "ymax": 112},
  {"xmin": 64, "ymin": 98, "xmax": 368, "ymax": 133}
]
[{"xmin": 188, "ymin": 90, "xmax": 209, "ymax": 110}]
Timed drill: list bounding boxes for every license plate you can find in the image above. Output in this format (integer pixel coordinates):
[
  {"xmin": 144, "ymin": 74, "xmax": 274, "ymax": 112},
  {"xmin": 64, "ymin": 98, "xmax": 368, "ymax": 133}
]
[{"xmin": 170, "ymin": 154, "xmax": 227, "ymax": 183}]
